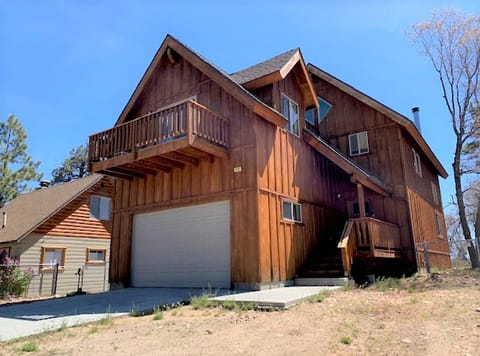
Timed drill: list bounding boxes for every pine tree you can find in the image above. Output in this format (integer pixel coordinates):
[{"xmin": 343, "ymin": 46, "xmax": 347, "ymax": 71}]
[
  {"xmin": 0, "ymin": 115, "xmax": 42, "ymax": 207},
  {"xmin": 51, "ymin": 144, "xmax": 89, "ymax": 185}
]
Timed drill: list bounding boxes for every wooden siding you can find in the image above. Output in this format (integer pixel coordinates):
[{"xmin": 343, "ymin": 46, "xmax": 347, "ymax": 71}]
[
  {"xmin": 108, "ymin": 52, "xmax": 263, "ymax": 286},
  {"xmin": 34, "ymin": 176, "xmax": 114, "ymax": 239},
  {"xmin": 11, "ymin": 234, "xmax": 110, "ymax": 296},
  {"xmin": 407, "ymin": 188, "xmax": 451, "ymax": 269}
]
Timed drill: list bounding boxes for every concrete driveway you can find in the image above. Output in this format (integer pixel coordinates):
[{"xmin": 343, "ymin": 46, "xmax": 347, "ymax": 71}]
[{"xmin": 0, "ymin": 288, "xmax": 210, "ymax": 342}]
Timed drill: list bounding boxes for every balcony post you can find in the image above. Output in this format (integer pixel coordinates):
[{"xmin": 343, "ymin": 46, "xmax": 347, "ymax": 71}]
[
  {"xmin": 187, "ymin": 101, "xmax": 193, "ymax": 145},
  {"xmin": 356, "ymin": 183, "xmax": 366, "ymax": 218}
]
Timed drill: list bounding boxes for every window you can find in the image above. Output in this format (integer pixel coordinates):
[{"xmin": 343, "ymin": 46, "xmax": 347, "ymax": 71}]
[
  {"xmin": 431, "ymin": 181, "xmax": 439, "ymax": 205},
  {"xmin": 348, "ymin": 131, "xmax": 369, "ymax": 156},
  {"xmin": 305, "ymin": 107, "xmax": 315, "ymax": 125},
  {"xmin": 282, "ymin": 201, "xmax": 302, "ymax": 223},
  {"xmin": 412, "ymin": 149, "xmax": 422, "ymax": 177},
  {"xmin": 318, "ymin": 97, "xmax": 332, "ymax": 122},
  {"xmin": 304, "ymin": 97, "xmax": 333, "ymax": 126},
  {"xmin": 90, "ymin": 196, "xmax": 111, "ymax": 221},
  {"xmin": 281, "ymin": 94, "xmax": 299, "ymax": 136},
  {"xmin": 86, "ymin": 248, "xmax": 106, "ymax": 263},
  {"xmin": 435, "ymin": 212, "xmax": 444, "ymax": 237},
  {"xmin": 41, "ymin": 247, "xmax": 66, "ymax": 269}
]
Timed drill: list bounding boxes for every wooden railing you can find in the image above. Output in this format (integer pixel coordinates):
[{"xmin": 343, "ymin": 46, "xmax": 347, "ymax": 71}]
[
  {"xmin": 338, "ymin": 217, "xmax": 401, "ymax": 276},
  {"xmin": 88, "ymin": 100, "xmax": 229, "ymax": 162}
]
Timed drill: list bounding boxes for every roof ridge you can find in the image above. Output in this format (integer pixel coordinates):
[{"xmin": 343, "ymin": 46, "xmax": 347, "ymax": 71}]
[{"xmin": 230, "ymin": 48, "xmax": 300, "ymax": 77}]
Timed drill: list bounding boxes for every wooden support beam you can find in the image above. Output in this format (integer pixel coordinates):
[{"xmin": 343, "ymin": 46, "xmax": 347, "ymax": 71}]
[
  {"xmin": 97, "ymin": 170, "xmax": 134, "ymax": 181},
  {"xmin": 163, "ymin": 152, "xmax": 199, "ymax": 166},
  {"xmin": 109, "ymin": 166, "xmax": 145, "ymax": 178},
  {"xmin": 123, "ymin": 163, "xmax": 161, "ymax": 176},
  {"xmin": 136, "ymin": 159, "xmax": 173, "ymax": 173},
  {"xmin": 145, "ymin": 155, "xmax": 185, "ymax": 170},
  {"xmin": 357, "ymin": 183, "xmax": 366, "ymax": 218}
]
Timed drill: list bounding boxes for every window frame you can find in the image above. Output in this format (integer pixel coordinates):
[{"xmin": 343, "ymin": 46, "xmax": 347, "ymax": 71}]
[
  {"xmin": 431, "ymin": 181, "xmax": 439, "ymax": 205},
  {"xmin": 281, "ymin": 94, "xmax": 300, "ymax": 137},
  {"xmin": 412, "ymin": 149, "xmax": 422, "ymax": 177},
  {"xmin": 40, "ymin": 246, "xmax": 66, "ymax": 270},
  {"xmin": 318, "ymin": 97, "xmax": 333, "ymax": 122},
  {"xmin": 435, "ymin": 212, "xmax": 444, "ymax": 237},
  {"xmin": 348, "ymin": 131, "xmax": 369, "ymax": 156},
  {"xmin": 282, "ymin": 200, "xmax": 302, "ymax": 223},
  {"xmin": 86, "ymin": 248, "xmax": 107, "ymax": 264},
  {"xmin": 90, "ymin": 195, "xmax": 111, "ymax": 221}
]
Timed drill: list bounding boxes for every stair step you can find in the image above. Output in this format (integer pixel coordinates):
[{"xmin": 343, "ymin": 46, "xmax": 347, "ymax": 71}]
[{"xmin": 295, "ymin": 277, "xmax": 349, "ymax": 287}]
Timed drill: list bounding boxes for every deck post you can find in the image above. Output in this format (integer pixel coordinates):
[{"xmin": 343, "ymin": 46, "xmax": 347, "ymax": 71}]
[{"xmin": 356, "ymin": 183, "xmax": 366, "ymax": 218}]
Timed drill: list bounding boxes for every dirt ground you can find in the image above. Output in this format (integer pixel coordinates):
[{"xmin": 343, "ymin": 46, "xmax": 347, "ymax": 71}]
[{"xmin": 1, "ymin": 269, "xmax": 480, "ymax": 355}]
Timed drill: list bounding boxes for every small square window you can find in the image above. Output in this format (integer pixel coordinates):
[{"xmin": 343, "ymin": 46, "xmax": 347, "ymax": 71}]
[
  {"xmin": 282, "ymin": 201, "xmax": 302, "ymax": 223},
  {"xmin": 41, "ymin": 247, "xmax": 66, "ymax": 269},
  {"xmin": 86, "ymin": 248, "xmax": 106, "ymax": 263},
  {"xmin": 90, "ymin": 196, "xmax": 111, "ymax": 221},
  {"xmin": 348, "ymin": 131, "xmax": 369, "ymax": 156}
]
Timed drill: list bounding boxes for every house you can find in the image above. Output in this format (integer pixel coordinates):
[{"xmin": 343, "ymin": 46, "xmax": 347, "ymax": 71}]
[
  {"xmin": 0, "ymin": 175, "xmax": 113, "ymax": 296},
  {"xmin": 87, "ymin": 35, "xmax": 450, "ymax": 290}
]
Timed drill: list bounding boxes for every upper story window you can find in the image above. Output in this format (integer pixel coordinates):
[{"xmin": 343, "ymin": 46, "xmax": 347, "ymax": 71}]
[
  {"xmin": 318, "ymin": 97, "xmax": 332, "ymax": 122},
  {"xmin": 282, "ymin": 200, "xmax": 302, "ymax": 223},
  {"xmin": 305, "ymin": 97, "xmax": 332, "ymax": 126},
  {"xmin": 431, "ymin": 181, "xmax": 439, "ymax": 205},
  {"xmin": 281, "ymin": 94, "xmax": 299, "ymax": 136},
  {"xmin": 90, "ymin": 196, "xmax": 111, "ymax": 221},
  {"xmin": 412, "ymin": 149, "xmax": 422, "ymax": 177},
  {"xmin": 348, "ymin": 131, "xmax": 369, "ymax": 156}
]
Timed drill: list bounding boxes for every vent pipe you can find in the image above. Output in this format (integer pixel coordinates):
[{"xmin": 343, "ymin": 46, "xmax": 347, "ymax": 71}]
[
  {"xmin": 2, "ymin": 212, "xmax": 6, "ymax": 229},
  {"xmin": 39, "ymin": 180, "xmax": 51, "ymax": 189},
  {"xmin": 412, "ymin": 107, "xmax": 421, "ymax": 133}
]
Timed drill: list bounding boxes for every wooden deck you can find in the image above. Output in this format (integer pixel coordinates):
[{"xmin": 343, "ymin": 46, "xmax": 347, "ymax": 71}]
[
  {"xmin": 88, "ymin": 100, "xmax": 230, "ymax": 179},
  {"xmin": 338, "ymin": 217, "xmax": 402, "ymax": 276}
]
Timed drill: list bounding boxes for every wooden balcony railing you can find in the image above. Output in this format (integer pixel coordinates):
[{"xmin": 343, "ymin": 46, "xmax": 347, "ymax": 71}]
[
  {"xmin": 337, "ymin": 217, "xmax": 401, "ymax": 276},
  {"xmin": 88, "ymin": 100, "xmax": 229, "ymax": 163}
]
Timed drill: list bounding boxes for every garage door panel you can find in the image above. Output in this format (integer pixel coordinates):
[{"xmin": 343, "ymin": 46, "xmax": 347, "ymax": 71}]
[{"xmin": 131, "ymin": 201, "xmax": 230, "ymax": 288}]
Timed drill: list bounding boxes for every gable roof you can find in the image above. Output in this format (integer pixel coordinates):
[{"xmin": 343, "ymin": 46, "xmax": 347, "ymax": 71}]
[
  {"xmin": 231, "ymin": 48, "xmax": 319, "ymax": 108},
  {"xmin": 307, "ymin": 63, "xmax": 448, "ymax": 178},
  {"xmin": 0, "ymin": 175, "xmax": 103, "ymax": 244},
  {"xmin": 115, "ymin": 35, "xmax": 288, "ymax": 129}
]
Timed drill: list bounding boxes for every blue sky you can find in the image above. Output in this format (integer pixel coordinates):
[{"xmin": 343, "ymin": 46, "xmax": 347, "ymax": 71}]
[{"xmin": 1, "ymin": 1, "xmax": 479, "ymax": 211}]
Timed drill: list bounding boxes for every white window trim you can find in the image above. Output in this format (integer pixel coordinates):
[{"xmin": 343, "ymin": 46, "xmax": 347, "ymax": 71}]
[
  {"xmin": 348, "ymin": 131, "xmax": 369, "ymax": 156},
  {"xmin": 282, "ymin": 200, "xmax": 302, "ymax": 223},
  {"xmin": 413, "ymin": 149, "xmax": 422, "ymax": 177},
  {"xmin": 281, "ymin": 94, "xmax": 300, "ymax": 137},
  {"xmin": 90, "ymin": 195, "xmax": 111, "ymax": 221}
]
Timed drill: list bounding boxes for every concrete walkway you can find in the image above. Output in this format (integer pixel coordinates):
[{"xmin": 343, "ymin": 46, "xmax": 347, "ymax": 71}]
[
  {"xmin": 213, "ymin": 286, "xmax": 339, "ymax": 309},
  {"xmin": 0, "ymin": 286, "xmax": 339, "ymax": 342}
]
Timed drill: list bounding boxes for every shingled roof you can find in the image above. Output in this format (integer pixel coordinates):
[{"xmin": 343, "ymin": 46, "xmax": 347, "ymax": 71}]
[
  {"xmin": 0, "ymin": 175, "xmax": 103, "ymax": 244},
  {"xmin": 230, "ymin": 48, "xmax": 299, "ymax": 84}
]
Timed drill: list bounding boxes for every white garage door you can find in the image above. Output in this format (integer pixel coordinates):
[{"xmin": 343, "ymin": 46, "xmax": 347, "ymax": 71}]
[{"xmin": 131, "ymin": 200, "xmax": 230, "ymax": 288}]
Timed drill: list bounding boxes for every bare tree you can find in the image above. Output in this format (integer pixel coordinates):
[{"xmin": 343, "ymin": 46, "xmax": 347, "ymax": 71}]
[{"xmin": 409, "ymin": 9, "xmax": 480, "ymax": 267}]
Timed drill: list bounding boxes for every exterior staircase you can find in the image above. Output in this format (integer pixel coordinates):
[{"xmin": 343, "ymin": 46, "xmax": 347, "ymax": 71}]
[{"xmin": 295, "ymin": 247, "xmax": 349, "ymax": 287}]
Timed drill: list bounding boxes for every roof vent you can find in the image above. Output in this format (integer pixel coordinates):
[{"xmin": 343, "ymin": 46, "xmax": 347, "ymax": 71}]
[
  {"xmin": 411, "ymin": 107, "xmax": 421, "ymax": 133},
  {"xmin": 39, "ymin": 180, "xmax": 51, "ymax": 189}
]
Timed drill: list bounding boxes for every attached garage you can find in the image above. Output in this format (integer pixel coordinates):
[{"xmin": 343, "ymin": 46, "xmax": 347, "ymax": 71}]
[{"xmin": 131, "ymin": 200, "xmax": 231, "ymax": 288}]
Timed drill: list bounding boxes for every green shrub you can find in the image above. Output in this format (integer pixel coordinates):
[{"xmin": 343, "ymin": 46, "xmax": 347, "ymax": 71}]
[
  {"xmin": 340, "ymin": 336, "xmax": 352, "ymax": 345},
  {"xmin": 20, "ymin": 342, "xmax": 37, "ymax": 352},
  {"xmin": 375, "ymin": 276, "xmax": 401, "ymax": 291},
  {"xmin": 190, "ymin": 294, "xmax": 218, "ymax": 310},
  {"xmin": 0, "ymin": 251, "xmax": 33, "ymax": 298}
]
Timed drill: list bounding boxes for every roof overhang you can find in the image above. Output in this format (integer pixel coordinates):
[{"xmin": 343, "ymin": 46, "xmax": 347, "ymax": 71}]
[
  {"xmin": 307, "ymin": 63, "xmax": 448, "ymax": 179},
  {"xmin": 115, "ymin": 35, "xmax": 288, "ymax": 129}
]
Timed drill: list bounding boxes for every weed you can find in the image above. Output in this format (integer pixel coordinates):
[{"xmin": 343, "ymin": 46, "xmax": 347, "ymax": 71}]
[
  {"xmin": 153, "ymin": 306, "xmax": 164, "ymax": 320},
  {"xmin": 98, "ymin": 314, "xmax": 112, "ymax": 326},
  {"xmin": 342, "ymin": 280, "xmax": 352, "ymax": 291},
  {"xmin": 58, "ymin": 319, "xmax": 68, "ymax": 332},
  {"xmin": 190, "ymin": 294, "xmax": 218, "ymax": 310},
  {"xmin": 238, "ymin": 302, "xmax": 256, "ymax": 311},
  {"xmin": 340, "ymin": 336, "xmax": 352, "ymax": 345},
  {"xmin": 375, "ymin": 277, "xmax": 401, "ymax": 291},
  {"xmin": 308, "ymin": 293, "xmax": 326, "ymax": 303},
  {"xmin": 221, "ymin": 299, "xmax": 236, "ymax": 310},
  {"xmin": 20, "ymin": 342, "xmax": 37, "ymax": 352},
  {"xmin": 89, "ymin": 326, "xmax": 99, "ymax": 334}
]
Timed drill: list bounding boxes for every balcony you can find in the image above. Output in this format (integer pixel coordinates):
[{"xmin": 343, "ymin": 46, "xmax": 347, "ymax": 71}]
[
  {"xmin": 337, "ymin": 217, "xmax": 401, "ymax": 276},
  {"xmin": 88, "ymin": 100, "xmax": 230, "ymax": 179}
]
